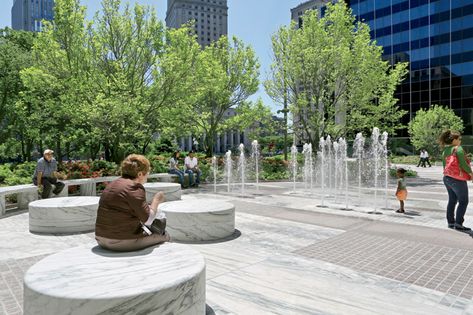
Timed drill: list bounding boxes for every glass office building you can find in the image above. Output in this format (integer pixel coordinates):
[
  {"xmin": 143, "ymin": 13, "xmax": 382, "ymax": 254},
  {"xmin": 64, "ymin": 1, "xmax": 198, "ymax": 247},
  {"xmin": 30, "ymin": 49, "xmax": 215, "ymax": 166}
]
[
  {"xmin": 12, "ymin": 0, "xmax": 54, "ymax": 32},
  {"xmin": 349, "ymin": 0, "xmax": 473, "ymax": 134}
]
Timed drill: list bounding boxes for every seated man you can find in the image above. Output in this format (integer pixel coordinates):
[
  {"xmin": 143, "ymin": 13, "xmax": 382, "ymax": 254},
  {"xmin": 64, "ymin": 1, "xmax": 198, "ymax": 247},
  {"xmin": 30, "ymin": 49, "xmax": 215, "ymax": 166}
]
[
  {"xmin": 184, "ymin": 151, "xmax": 202, "ymax": 187},
  {"xmin": 32, "ymin": 149, "xmax": 66, "ymax": 199}
]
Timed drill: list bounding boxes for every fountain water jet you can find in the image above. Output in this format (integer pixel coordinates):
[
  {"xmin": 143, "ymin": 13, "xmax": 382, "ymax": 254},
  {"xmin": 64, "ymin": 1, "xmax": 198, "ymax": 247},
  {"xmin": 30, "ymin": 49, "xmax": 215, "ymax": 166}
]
[
  {"xmin": 251, "ymin": 140, "xmax": 260, "ymax": 191},
  {"xmin": 224, "ymin": 150, "xmax": 232, "ymax": 193},
  {"xmin": 290, "ymin": 145, "xmax": 298, "ymax": 192},
  {"xmin": 212, "ymin": 156, "xmax": 217, "ymax": 193},
  {"xmin": 238, "ymin": 144, "xmax": 246, "ymax": 194}
]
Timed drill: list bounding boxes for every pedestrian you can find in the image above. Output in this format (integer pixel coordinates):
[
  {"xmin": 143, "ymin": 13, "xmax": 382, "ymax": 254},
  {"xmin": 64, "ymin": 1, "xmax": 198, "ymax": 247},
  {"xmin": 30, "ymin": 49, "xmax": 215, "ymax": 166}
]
[
  {"xmin": 395, "ymin": 168, "xmax": 407, "ymax": 214},
  {"xmin": 439, "ymin": 130, "xmax": 473, "ymax": 231},
  {"xmin": 32, "ymin": 149, "xmax": 66, "ymax": 199},
  {"xmin": 95, "ymin": 154, "xmax": 170, "ymax": 251},
  {"xmin": 417, "ymin": 149, "xmax": 425, "ymax": 167},
  {"xmin": 184, "ymin": 151, "xmax": 202, "ymax": 187},
  {"xmin": 168, "ymin": 151, "xmax": 185, "ymax": 187},
  {"xmin": 423, "ymin": 149, "xmax": 432, "ymax": 167}
]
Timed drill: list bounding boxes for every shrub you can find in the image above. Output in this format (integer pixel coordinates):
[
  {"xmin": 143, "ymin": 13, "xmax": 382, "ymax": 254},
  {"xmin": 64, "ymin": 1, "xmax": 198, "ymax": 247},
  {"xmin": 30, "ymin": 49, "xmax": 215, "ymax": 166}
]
[{"xmin": 389, "ymin": 167, "xmax": 417, "ymax": 178}]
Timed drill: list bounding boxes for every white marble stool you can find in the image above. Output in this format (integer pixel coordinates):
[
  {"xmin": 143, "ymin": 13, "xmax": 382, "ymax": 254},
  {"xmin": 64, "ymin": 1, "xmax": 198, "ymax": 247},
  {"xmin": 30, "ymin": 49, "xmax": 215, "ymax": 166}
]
[
  {"xmin": 29, "ymin": 197, "xmax": 99, "ymax": 233},
  {"xmin": 159, "ymin": 199, "xmax": 235, "ymax": 241},
  {"xmin": 23, "ymin": 243, "xmax": 206, "ymax": 315},
  {"xmin": 144, "ymin": 182, "xmax": 181, "ymax": 202}
]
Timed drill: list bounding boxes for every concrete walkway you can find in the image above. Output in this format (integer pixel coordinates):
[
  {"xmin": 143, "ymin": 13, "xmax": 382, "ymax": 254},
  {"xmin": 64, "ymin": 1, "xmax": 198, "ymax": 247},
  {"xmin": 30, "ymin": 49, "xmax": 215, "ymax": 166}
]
[{"xmin": 1, "ymin": 165, "xmax": 472, "ymax": 314}]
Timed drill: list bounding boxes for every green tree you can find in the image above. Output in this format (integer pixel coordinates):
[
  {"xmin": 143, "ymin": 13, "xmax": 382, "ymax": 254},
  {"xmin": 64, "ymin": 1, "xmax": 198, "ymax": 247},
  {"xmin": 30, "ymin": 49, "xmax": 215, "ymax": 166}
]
[
  {"xmin": 265, "ymin": 2, "xmax": 408, "ymax": 150},
  {"xmin": 183, "ymin": 36, "xmax": 264, "ymax": 156},
  {"xmin": 0, "ymin": 28, "xmax": 34, "ymax": 160},
  {"xmin": 408, "ymin": 105, "xmax": 464, "ymax": 157}
]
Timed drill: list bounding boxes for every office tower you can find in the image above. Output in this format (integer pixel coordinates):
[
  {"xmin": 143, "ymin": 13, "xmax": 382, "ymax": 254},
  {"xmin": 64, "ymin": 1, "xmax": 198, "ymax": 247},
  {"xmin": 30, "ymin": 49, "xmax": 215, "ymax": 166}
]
[
  {"xmin": 291, "ymin": 0, "xmax": 330, "ymax": 28},
  {"xmin": 166, "ymin": 0, "xmax": 228, "ymax": 47},
  {"xmin": 349, "ymin": 0, "xmax": 473, "ymax": 134},
  {"xmin": 12, "ymin": 0, "xmax": 54, "ymax": 32}
]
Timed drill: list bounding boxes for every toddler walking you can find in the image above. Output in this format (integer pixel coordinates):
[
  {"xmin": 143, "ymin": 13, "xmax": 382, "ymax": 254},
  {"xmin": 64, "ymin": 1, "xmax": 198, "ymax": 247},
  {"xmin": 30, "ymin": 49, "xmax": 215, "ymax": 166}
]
[{"xmin": 395, "ymin": 168, "xmax": 407, "ymax": 213}]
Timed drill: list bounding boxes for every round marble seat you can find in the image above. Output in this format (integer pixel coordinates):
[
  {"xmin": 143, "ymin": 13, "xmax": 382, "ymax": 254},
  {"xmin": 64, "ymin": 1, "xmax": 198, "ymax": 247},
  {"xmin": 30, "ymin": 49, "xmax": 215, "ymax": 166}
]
[
  {"xmin": 159, "ymin": 199, "xmax": 235, "ymax": 241},
  {"xmin": 23, "ymin": 243, "xmax": 206, "ymax": 315},
  {"xmin": 29, "ymin": 197, "xmax": 99, "ymax": 233},
  {"xmin": 144, "ymin": 182, "xmax": 181, "ymax": 202}
]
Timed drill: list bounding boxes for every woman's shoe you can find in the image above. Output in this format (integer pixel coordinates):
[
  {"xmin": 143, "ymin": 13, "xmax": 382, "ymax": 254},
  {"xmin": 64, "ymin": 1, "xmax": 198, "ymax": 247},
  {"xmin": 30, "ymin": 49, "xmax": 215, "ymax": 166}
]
[{"xmin": 454, "ymin": 224, "xmax": 471, "ymax": 231}]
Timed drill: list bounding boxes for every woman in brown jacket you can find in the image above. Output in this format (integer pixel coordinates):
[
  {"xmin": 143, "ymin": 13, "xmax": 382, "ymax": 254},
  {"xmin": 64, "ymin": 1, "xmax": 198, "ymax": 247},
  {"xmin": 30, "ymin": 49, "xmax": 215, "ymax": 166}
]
[{"xmin": 95, "ymin": 154, "xmax": 170, "ymax": 251}]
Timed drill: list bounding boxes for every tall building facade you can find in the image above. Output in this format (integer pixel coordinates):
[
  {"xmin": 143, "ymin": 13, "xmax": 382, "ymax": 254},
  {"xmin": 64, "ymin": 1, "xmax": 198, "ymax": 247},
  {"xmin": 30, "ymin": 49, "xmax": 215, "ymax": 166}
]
[
  {"xmin": 12, "ymin": 0, "xmax": 54, "ymax": 32},
  {"xmin": 349, "ymin": 0, "xmax": 473, "ymax": 134},
  {"xmin": 291, "ymin": 0, "xmax": 330, "ymax": 27},
  {"xmin": 166, "ymin": 0, "xmax": 228, "ymax": 47}
]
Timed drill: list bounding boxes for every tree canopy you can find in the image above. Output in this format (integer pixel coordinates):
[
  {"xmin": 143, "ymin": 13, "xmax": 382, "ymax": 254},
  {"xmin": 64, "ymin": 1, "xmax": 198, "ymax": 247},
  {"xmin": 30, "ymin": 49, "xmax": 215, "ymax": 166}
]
[
  {"xmin": 408, "ymin": 105, "xmax": 464, "ymax": 157},
  {"xmin": 265, "ymin": 2, "xmax": 408, "ymax": 149}
]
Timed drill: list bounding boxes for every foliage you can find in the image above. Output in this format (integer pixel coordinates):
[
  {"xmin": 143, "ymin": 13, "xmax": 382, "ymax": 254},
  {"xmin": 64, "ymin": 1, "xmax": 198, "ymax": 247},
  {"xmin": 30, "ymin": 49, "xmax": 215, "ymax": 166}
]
[
  {"xmin": 0, "ymin": 28, "xmax": 34, "ymax": 160},
  {"xmin": 0, "ymin": 162, "xmax": 36, "ymax": 185},
  {"xmin": 261, "ymin": 156, "xmax": 290, "ymax": 180},
  {"xmin": 265, "ymin": 2, "xmax": 407, "ymax": 150},
  {"xmin": 390, "ymin": 155, "xmax": 423, "ymax": 165},
  {"xmin": 58, "ymin": 160, "xmax": 119, "ymax": 179},
  {"xmin": 389, "ymin": 167, "xmax": 417, "ymax": 178},
  {"xmin": 178, "ymin": 36, "xmax": 270, "ymax": 156},
  {"xmin": 408, "ymin": 105, "xmax": 464, "ymax": 157}
]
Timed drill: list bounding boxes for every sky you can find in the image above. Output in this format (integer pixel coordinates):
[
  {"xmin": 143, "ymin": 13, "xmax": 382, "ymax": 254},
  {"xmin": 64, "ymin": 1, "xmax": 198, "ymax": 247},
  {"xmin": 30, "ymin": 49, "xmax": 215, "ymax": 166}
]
[{"xmin": 0, "ymin": 0, "xmax": 306, "ymax": 114}]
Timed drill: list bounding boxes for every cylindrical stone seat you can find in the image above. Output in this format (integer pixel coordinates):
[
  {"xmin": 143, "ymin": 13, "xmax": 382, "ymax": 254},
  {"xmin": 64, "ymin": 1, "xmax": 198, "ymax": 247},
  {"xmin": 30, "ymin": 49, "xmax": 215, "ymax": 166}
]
[
  {"xmin": 23, "ymin": 243, "xmax": 206, "ymax": 315},
  {"xmin": 29, "ymin": 197, "xmax": 99, "ymax": 233},
  {"xmin": 144, "ymin": 182, "xmax": 181, "ymax": 202},
  {"xmin": 159, "ymin": 199, "xmax": 235, "ymax": 241}
]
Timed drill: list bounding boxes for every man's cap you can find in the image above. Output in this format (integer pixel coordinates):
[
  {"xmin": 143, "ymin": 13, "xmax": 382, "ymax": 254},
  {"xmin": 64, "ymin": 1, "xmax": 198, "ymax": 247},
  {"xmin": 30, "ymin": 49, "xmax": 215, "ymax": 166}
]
[{"xmin": 43, "ymin": 149, "xmax": 54, "ymax": 155}]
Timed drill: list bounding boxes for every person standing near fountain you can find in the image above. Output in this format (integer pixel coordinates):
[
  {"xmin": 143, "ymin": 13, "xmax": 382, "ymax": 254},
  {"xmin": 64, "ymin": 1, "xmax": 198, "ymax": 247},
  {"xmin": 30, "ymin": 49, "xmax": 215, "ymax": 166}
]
[
  {"xmin": 395, "ymin": 168, "xmax": 407, "ymax": 213},
  {"xmin": 439, "ymin": 130, "xmax": 473, "ymax": 231},
  {"xmin": 168, "ymin": 151, "xmax": 185, "ymax": 187},
  {"xmin": 185, "ymin": 151, "xmax": 202, "ymax": 187}
]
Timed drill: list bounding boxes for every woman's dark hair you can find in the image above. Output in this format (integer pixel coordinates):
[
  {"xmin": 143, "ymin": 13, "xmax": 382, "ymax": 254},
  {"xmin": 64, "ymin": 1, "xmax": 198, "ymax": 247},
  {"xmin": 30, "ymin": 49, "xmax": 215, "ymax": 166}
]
[
  {"xmin": 397, "ymin": 168, "xmax": 406, "ymax": 174},
  {"xmin": 121, "ymin": 154, "xmax": 150, "ymax": 179},
  {"xmin": 172, "ymin": 151, "xmax": 180, "ymax": 159},
  {"xmin": 439, "ymin": 130, "xmax": 461, "ymax": 146}
]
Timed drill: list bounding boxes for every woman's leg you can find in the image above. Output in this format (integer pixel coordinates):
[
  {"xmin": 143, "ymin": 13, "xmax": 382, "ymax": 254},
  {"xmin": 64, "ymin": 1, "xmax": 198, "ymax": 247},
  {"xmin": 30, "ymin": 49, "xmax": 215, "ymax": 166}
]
[
  {"xmin": 96, "ymin": 233, "xmax": 170, "ymax": 252},
  {"xmin": 443, "ymin": 176, "xmax": 458, "ymax": 225},
  {"xmin": 451, "ymin": 180, "xmax": 469, "ymax": 226}
]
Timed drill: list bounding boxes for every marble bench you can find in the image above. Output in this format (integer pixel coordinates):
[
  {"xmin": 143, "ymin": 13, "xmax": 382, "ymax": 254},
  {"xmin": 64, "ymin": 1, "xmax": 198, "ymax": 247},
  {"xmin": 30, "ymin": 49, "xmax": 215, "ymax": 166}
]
[
  {"xmin": 29, "ymin": 196, "xmax": 99, "ymax": 233},
  {"xmin": 144, "ymin": 182, "xmax": 182, "ymax": 202},
  {"xmin": 159, "ymin": 198, "xmax": 235, "ymax": 241},
  {"xmin": 23, "ymin": 243, "xmax": 206, "ymax": 315},
  {"xmin": 0, "ymin": 184, "xmax": 38, "ymax": 215}
]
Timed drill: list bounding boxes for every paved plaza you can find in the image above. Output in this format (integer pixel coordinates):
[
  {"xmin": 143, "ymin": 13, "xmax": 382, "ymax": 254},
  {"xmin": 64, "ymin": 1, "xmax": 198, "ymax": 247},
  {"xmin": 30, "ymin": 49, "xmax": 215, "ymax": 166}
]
[{"xmin": 1, "ymin": 165, "xmax": 473, "ymax": 314}]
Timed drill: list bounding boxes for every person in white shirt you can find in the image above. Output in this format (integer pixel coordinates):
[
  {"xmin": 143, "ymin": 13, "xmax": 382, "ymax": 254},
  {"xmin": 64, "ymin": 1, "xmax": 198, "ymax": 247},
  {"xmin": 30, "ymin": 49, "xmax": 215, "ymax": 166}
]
[
  {"xmin": 423, "ymin": 149, "xmax": 432, "ymax": 167},
  {"xmin": 417, "ymin": 149, "xmax": 425, "ymax": 167},
  {"xmin": 184, "ymin": 151, "xmax": 201, "ymax": 187}
]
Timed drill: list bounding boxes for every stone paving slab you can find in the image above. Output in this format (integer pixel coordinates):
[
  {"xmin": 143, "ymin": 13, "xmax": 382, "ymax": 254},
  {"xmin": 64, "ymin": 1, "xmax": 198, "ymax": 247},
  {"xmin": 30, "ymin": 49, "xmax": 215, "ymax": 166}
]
[{"xmin": 294, "ymin": 231, "xmax": 473, "ymax": 301}]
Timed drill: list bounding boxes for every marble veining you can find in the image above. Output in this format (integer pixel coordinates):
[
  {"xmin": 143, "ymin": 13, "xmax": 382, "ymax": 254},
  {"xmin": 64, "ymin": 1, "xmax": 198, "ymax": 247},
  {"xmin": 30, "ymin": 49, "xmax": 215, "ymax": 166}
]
[
  {"xmin": 23, "ymin": 243, "xmax": 206, "ymax": 315},
  {"xmin": 160, "ymin": 199, "xmax": 235, "ymax": 241},
  {"xmin": 144, "ymin": 182, "xmax": 181, "ymax": 202},
  {"xmin": 29, "ymin": 197, "xmax": 99, "ymax": 233}
]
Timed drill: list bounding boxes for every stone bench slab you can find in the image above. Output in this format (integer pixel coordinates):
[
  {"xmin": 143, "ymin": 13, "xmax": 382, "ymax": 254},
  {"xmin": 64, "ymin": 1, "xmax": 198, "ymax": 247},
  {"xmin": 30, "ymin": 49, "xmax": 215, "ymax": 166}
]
[
  {"xmin": 29, "ymin": 197, "xmax": 100, "ymax": 233},
  {"xmin": 23, "ymin": 243, "xmax": 206, "ymax": 315},
  {"xmin": 144, "ymin": 182, "xmax": 182, "ymax": 202},
  {"xmin": 159, "ymin": 199, "xmax": 235, "ymax": 241}
]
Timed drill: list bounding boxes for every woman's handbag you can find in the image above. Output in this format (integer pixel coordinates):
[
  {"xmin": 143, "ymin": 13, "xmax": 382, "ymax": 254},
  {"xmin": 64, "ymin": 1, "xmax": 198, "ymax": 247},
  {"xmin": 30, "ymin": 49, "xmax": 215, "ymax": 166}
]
[
  {"xmin": 444, "ymin": 147, "xmax": 471, "ymax": 181},
  {"xmin": 149, "ymin": 217, "xmax": 166, "ymax": 235}
]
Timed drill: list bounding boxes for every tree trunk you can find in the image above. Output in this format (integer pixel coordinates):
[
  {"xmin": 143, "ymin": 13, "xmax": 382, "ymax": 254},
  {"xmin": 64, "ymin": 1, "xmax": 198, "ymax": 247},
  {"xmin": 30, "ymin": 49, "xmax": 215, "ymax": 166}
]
[{"xmin": 55, "ymin": 137, "xmax": 62, "ymax": 165}]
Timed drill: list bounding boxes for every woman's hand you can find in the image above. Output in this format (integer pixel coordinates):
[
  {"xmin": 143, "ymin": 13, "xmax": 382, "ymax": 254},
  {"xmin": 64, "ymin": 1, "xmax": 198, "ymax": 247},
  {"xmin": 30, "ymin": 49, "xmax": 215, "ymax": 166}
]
[{"xmin": 153, "ymin": 192, "xmax": 165, "ymax": 203}]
